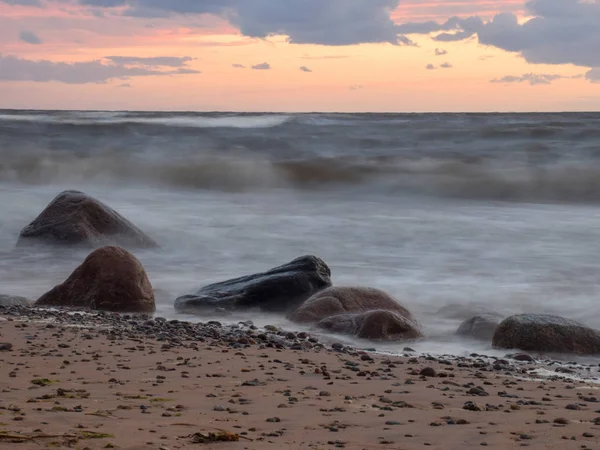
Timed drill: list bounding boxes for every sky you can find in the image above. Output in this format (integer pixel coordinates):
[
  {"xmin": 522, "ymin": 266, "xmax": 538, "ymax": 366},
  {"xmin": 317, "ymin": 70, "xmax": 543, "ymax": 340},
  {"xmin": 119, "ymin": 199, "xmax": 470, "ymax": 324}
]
[{"xmin": 0, "ymin": 0, "xmax": 599, "ymax": 112}]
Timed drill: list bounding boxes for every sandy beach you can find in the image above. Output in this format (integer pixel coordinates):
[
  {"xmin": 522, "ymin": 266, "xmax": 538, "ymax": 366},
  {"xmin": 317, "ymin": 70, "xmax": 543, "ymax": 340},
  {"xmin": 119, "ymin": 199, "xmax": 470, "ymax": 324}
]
[{"xmin": 0, "ymin": 307, "xmax": 599, "ymax": 450}]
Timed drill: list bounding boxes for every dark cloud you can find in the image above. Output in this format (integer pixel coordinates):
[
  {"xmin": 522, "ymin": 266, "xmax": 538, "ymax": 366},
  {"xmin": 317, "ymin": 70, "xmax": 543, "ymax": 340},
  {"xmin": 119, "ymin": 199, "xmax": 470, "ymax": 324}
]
[
  {"xmin": 1, "ymin": 0, "xmax": 42, "ymax": 6},
  {"xmin": 586, "ymin": 69, "xmax": 600, "ymax": 83},
  {"xmin": 105, "ymin": 56, "xmax": 194, "ymax": 67},
  {"xmin": 434, "ymin": 48, "xmax": 447, "ymax": 56},
  {"xmin": 349, "ymin": 84, "xmax": 364, "ymax": 90},
  {"xmin": 232, "ymin": 63, "xmax": 245, "ymax": 68},
  {"xmin": 426, "ymin": 63, "xmax": 435, "ymax": 70},
  {"xmin": 0, "ymin": 54, "xmax": 200, "ymax": 84},
  {"xmin": 251, "ymin": 62, "xmax": 271, "ymax": 70},
  {"xmin": 440, "ymin": 62, "xmax": 452, "ymax": 68},
  {"xmin": 19, "ymin": 30, "xmax": 43, "ymax": 45},
  {"xmin": 65, "ymin": 0, "xmax": 412, "ymax": 46},
  {"xmin": 490, "ymin": 73, "xmax": 579, "ymax": 86},
  {"xmin": 299, "ymin": 66, "xmax": 312, "ymax": 72},
  {"xmin": 398, "ymin": 0, "xmax": 600, "ymax": 71}
]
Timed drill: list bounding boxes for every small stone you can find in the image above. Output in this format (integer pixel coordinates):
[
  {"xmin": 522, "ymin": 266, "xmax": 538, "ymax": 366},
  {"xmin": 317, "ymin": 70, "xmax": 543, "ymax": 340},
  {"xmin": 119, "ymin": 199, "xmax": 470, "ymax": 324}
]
[
  {"xmin": 0, "ymin": 343, "xmax": 13, "ymax": 351},
  {"xmin": 463, "ymin": 401, "xmax": 482, "ymax": 412},
  {"xmin": 420, "ymin": 367, "xmax": 436, "ymax": 377},
  {"xmin": 468, "ymin": 387, "xmax": 489, "ymax": 397}
]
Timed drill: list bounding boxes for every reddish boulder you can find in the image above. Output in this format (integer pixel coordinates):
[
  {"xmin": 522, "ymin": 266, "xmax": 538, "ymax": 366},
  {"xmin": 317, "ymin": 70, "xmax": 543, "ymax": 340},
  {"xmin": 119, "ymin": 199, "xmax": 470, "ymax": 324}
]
[
  {"xmin": 289, "ymin": 286, "xmax": 422, "ymax": 342},
  {"xmin": 289, "ymin": 286, "xmax": 415, "ymax": 323},
  {"xmin": 317, "ymin": 310, "xmax": 423, "ymax": 341},
  {"xmin": 35, "ymin": 246, "xmax": 155, "ymax": 313}
]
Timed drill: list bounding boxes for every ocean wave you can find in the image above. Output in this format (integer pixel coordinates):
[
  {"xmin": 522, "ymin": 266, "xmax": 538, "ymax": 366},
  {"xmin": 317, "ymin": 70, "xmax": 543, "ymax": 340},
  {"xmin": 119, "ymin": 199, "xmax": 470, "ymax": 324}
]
[
  {"xmin": 0, "ymin": 112, "xmax": 291, "ymax": 129},
  {"xmin": 4, "ymin": 150, "xmax": 600, "ymax": 202}
]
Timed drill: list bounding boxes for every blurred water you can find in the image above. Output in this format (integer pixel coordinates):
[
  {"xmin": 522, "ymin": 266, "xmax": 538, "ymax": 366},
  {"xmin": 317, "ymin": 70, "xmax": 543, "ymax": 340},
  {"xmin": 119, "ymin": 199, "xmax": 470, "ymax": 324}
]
[{"xmin": 3, "ymin": 181, "xmax": 600, "ymax": 357}]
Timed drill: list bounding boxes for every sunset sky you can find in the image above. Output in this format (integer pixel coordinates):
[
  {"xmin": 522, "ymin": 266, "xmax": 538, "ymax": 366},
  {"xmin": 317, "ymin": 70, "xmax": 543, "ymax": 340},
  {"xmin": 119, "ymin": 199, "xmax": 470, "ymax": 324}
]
[{"xmin": 1, "ymin": 0, "xmax": 599, "ymax": 112}]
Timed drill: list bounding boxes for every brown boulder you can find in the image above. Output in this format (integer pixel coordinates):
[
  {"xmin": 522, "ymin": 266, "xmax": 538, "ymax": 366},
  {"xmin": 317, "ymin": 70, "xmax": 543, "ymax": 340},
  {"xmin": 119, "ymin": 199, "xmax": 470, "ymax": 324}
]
[
  {"xmin": 317, "ymin": 310, "xmax": 423, "ymax": 341},
  {"xmin": 18, "ymin": 190, "xmax": 158, "ymax": 248},
  {"xmin": 289, "ymin": 286, "xmax": 414, "ymax": 323},
  {"xmin": 492, "ymin": 314, "xmax": 600, "ymax": 355},
  {"xmin": 35, "ymin": 246, "xmax": 155, "ymax": 313}
]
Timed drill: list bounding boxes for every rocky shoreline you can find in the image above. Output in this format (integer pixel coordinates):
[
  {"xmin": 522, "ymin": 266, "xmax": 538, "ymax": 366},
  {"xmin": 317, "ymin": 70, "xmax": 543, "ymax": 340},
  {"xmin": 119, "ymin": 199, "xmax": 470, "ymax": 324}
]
[
  {"xmin": 2, "ymin": 304, "xmax": 600, "ymax": 384},
  {"xmin": 2, "ymin": 306, "xmax": 600, "ymax": 449}
]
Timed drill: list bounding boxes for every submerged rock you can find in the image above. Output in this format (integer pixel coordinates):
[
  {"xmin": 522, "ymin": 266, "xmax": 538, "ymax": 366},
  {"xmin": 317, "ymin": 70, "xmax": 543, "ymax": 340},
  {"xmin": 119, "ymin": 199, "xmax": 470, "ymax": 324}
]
[
  {"xmin": 35, "ymin": 246, "xmax": 155, "ymax": 313},
  {"xmin": 174, "ymin": 255, "xmax": 331, "ymax": 314},
  {"xmin": 290, "ymin": 286, "xmax": 422, "ymax": 342},
  {"xmin": 17, "ymin": 190, "xmax": 158, "ymax": 248},
  {"xmin": 457, "ymin": 313, "xmax": 503, "ymax": 341},
  {"xmin": 0, "ymin": 295, "xmax": 31, "ymax": 307},
  {"xmin": 492, "ymin": 314, "xmax": 600, "ymax": 355},
  {"xmin": 289, "ymin": 286, "xmax": 415, "ymax": 323},
  {"xmin": 317, "ymin": 310, "xmax": 423, "ymax": 341}
]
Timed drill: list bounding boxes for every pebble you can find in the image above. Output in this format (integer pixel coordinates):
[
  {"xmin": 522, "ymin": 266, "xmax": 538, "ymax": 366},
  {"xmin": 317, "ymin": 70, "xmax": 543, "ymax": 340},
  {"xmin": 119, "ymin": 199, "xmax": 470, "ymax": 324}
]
[{"xmin": 0, "ymin": 342, "xmax": 13, "ymax": 351}]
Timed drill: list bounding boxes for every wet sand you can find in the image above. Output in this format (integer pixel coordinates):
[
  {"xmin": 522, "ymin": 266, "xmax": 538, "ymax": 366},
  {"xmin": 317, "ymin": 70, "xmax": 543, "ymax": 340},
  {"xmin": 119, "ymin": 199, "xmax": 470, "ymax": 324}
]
[{"xmin": 1, "ymin": 309, "xmax": 600, "ymax": 449}]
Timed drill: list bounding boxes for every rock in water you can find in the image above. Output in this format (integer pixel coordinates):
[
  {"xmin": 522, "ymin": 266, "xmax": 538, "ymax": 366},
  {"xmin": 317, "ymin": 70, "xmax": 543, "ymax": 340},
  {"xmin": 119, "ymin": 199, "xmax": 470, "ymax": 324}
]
[
  {"xmin": 457, "ymin": 313, "xmax": 503, "ymax": 341},
  {"xmin": 0, "ymin": 295, "xmax": 31, "ymax": 307},
  {"xmin": 17, "ymin": 190, "xmax": 158, "ymax": 248},
  {"xmin": 492, "ymin": 314, "xmax": 600, "ymax": 355},
  {"xmin": 35, "ymin": 246, "xmax": 155, "ymax": 313},
  {"xmin": 289, "ymin": 286, "xmax": 415, "ymax": 323},
  {"xmin": 290, "ymin": 286, "xmax": 422, "ymax": 341},
  {"xmin": 317, "ymin": 310, "xmax": 423, "ymax": 341},
  {"xmin": 174, "ymin": 255, "xmax": 331, "ymax": 314}
]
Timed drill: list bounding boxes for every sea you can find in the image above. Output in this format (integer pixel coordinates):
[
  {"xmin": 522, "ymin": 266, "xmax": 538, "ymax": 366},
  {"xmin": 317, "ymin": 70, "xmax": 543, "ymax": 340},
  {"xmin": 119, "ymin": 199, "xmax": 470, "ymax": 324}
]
[{"xmin": 2, "ymin": 109, "xmax": 600, "ymax": 358}]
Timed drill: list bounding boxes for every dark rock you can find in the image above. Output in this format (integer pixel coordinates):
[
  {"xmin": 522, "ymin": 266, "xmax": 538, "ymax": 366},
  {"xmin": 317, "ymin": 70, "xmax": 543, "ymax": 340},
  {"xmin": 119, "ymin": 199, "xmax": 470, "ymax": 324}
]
[
  {"xmin": 513, "ymin": 353, "xmax": 535, "ymax": 362},
  {"xmin": 289, "ymin": 286, "xmax": 417, "ymax": 324},
  {"xmin": 463, "ymin": 401, "xmax": 482, "ymax": 412},
  {"xmin": 0, "ymin": 343, "xmax": 13, "ymax": 351},
  {"xmin": 420, "ymin": 367, "xmax": 436, "ymax": 377},
  {"xmin": 0, "ymin": 295, "xmax": 31, "ymax": 307},
  {"xmin": 35, "ymin": 246, "xmax": 155, "ymax": 313},
  {"xmin": 468, "ymin": 387, "xmax": 489, "ymax": 397},
  {"xmin": 316, "ymin": 310, "xmax": 422, "ymax": 341},
  {"xmin": 492, "ymin": 314, "xmax": 600, "ymax": 355},
  {"xmin": 457, "ymin": 314, "xmax": 502, "ymax": 341},
  {"xmin": 17, "ymin": 190, "xmax": 158, "ymax": 248},
  {"xmin": 174, "ymin": 255, "xmax": 331, "ymax": 314}
]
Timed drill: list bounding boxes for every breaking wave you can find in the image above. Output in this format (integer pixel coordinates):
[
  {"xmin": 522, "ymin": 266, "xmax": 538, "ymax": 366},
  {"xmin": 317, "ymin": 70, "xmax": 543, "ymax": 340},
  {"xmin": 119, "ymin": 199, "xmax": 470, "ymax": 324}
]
[
  {"xmin": 4, "ymin": 149, "xmax": 600, "ymax": 202},
  {"xmin": 0, "ymin": 112, "xmax": 291, "ymax": 129},
  {"xmin": 3, "ymin": 110, "xmax": 600, "ymax": 202}
]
